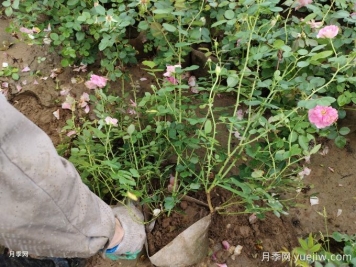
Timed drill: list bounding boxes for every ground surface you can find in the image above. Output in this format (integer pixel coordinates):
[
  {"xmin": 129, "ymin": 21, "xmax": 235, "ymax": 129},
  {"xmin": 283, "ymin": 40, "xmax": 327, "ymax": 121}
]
[{"xmin": 1, "ymin": 18, "xmax": 356, "ymax": 267}]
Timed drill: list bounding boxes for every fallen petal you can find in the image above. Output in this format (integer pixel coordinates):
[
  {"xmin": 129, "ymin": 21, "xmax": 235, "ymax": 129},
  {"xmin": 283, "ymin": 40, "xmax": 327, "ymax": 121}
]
[
  {"xmin": 21, "ymin": 66, "xmax": 30, "ymax": 72},
  {"xmin": 44, "ymin": 23, "xmax": 52, "ymax": 32},
  {"xmin": 234, "ymin": 245, "xmax": 243, "ymax": 256},
  {"xmin": 336, "ymin": 209, "xmax": 342, "ymax": 217},
  {"xmin": 53, "ymin": 109, "xmax": 60, "ymax": 120},
  {"xmin": 84, "ymin": 105, "xmax": 90, "ymax": 114},
  {"xmin": 222, "ymin": 240, "xmax": 230, "ymax": 250},
  {"xmin": 19, "ymin": 27, "xmax": 33, "ymax": 34},
  {"xmin": 153, "ymin": 209, "xmax": 161, "ymax": 217},
  {"xmin": 249, "ymin": 213, "xmax": 258, "ymax": 224},
  {"xmin": 310, "ymin": 196, "xmax": 319, "ymax": 206},
  {"xmin": 60, "ymin": 89, "xmax": 70, "ymax": 96},
  {"xmin": 216, "ymin": 264, "xmax": 227, "ymax": 267},
  {"xmin": 67, "ymin": 130, "xmax": 76, "ymax": 137},
  {"xmin": 190, "ymin": 86, "xmax": 199, "ymax": 94},
  {"xmin": 211, "ymin": 252, "xmax": 217, "ymax": 261}
]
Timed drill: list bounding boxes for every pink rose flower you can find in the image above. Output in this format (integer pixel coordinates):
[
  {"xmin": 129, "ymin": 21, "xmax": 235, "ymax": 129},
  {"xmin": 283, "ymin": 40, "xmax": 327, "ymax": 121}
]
[
  {"xmin": 316, "ymin": 25, "xmax": 339, "ymax": 39},
  {"xmin": 308, "ymin": 105, "xmax": 338, "ymax": 128},
  {"xmin": 163, "ymin": 64, "xmax": 181, "ymax": 77},
  {"xmin": 166, "ymin": 76, "xmax": 178, "ymax": 85},
  {"xmin": 105, "ymin": 116, "xmax": 118, "ymax": 127},
  {"xmin": 85, "ymin": 74, "xmax": 108, "ymax": 89},
  {"xmin": 296, "ymin": 0, "xmax": 312, "ymax": 10}
]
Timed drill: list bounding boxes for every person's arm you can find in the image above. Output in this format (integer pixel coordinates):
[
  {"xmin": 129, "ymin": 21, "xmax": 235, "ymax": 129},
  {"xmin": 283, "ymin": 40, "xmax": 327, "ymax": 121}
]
[{"xmin": 0, "ymin": 94, "xmax": 115, "ymax": 258}]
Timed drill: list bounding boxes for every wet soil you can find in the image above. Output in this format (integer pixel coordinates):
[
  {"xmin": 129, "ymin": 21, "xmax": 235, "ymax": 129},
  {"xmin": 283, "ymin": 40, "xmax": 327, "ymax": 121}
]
[{"xmin": 2, "ymin": 18, "xmax": 356, "ymax": 267}]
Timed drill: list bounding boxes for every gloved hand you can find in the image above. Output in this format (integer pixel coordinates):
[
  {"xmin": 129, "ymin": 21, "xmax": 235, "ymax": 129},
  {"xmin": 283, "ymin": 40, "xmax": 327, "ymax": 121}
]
[{"xmin": 105, "ymin": 204, "xmax": 146, "ymax": 260}]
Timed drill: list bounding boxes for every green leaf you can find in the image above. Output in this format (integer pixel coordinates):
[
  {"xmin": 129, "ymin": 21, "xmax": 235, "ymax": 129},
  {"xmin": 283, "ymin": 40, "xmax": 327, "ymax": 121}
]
[
  {"xmin": 316, "ymin": 96, "xmax": 336, "ymax": 106},
  {"xmin": 339, "ymin": 127, "xmax": 350, "ymax": 136},
  {"xmin": 273, "ymin": 70, "xmax": 282, "ymax": 81},
  {"xmin": 164, "ymin": 196, "xmax": 175, "ymax": 210},
  {"xmin": 127, "ymin": 124, "xmax": 135, "ymax": 135},
  {"xmin": 310, "ymin": 143, "xmax": 321, "ymax": 154},
  {"xmin": 61, "ymin": 58, "xmax": 70, "ymax": 67},
  {"xmin": 297, "ymin": 99, "xmax": 318, "ymax": 109},
  {"xmin": 150, "ymin": 22, "xmax": 163, "ymax": 37},
  {"xmin": 12, "ymin": 0, "xmax": 19, "ymax": 9},
  {"xmin": 224, "ymin": 10, "xmax": 235, "ymax": 19},
  {"xmin": 309, "ymin": 243, "xmax": 321, "ymax": 253},
  {"xmin": 273, "ymin": 39, "xmax": 285, "ymax": 49},
  {"xmin": 2, "ymin": 1, "xmax": 11, "ymax": 7},
  {"xmin": 138, "ymin": 20, "xmax": 149, "ymax": 31},
  {"xmin": 251, "ymin": 169, "xmax": 264, "ymax": 178},
  {"xmin": 183, "ymin": 65, "xmax": 199, "ymax": 71},
  {"xmin": 289, "ymin": 131, "xmax": 298, "ymax": 143},
  {"xmin": 175, "ymin": 42, "xmax": 192, "ymax": 48},
  {"xmin": 189, "ymin": 157, "xmax": 199, "ymax": 164},
  {"xmin": 67, "ymin": 0, "xmax": 79, "ymax": 5},
  {"xmin": 335, "ymin": 136, "xmax": 346, "ymax": 148},
  {"xmin": 310, "ymin": 50, "xmax": 333, "ymax": 61},
  {"xmin": 162, "ymin": 23, "xmax": 177, "ymax": 32},
  {"xmin": 211, "ymin": 20, "xmax": 228, "ymax": 28},
  {"xmin": 190, "ymin": 183, "xmax": 200, "ymax": 190},
  {"xmin": 142, "ymin": 60, "xmax": 156, "ymax": 69},
  {"xmin": 5, "ymin": 6, "xmax": 12, "ymax": 16},
  {"xmin": 298, "ymin": 135, "xmax": 309, "ymax": 151},
  {"xmin": 303, "ymin": 13, "xmax": 317, "ymax": 22},
  {"xmin": 76, "ymin": 32, "xmax": 85, "ymax": 41},
  {"xmin": 299, "ymin": 238, "xmax": 309, "ymax": 250},
  {"xmin": 332, "ymin": 10, "xmax": 350, "ymax": 18},
  {"xmin": 94, "ymin": 4, "xmax": 106, "ymax": 15},
  {"xmin": 289, "ymin": 144, "xmax": 302, "ymax": 156},
  {"xmin": 153, "ymin": 8, "xmax": 174, "ymax": 14},
  {"xmin": 338, "ymin": 110, "xmax": 346, "ymax": 119},
  {"xmin": 129, "ymin": 168, "xmax": 140, "ymax": 177},
  {"xmin": 204, "ymin": 119, "xmax": 212, "ymax": 134},
  {"xmin": 227, "ymin": 76, "xmax": 238, "ymax": 87},
  {"xmin": 297, "ymin": 61, "xmax": 309, "ymax": 67},
  {"xmin": 11, "ymin": 73, "xmax": 19, "ymax": 80},
  {"xmin": 331, "ymin": 232, "xmax": 343, "ymax": 242},
  {"xmin": 270, "ymin": 6, "xmax": 282, "ymax": 12},
  {"xmin": 50, "ymin": 33, "xmax": 59, "ymax": 41},
  {"xmin": 337, "ymin": 94, "xmax": 350, "ymax": 106}
]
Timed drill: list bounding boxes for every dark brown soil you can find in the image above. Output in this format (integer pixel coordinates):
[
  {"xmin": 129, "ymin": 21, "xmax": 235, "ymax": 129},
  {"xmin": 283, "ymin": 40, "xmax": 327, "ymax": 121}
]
[{"xmin": 147, "ymin": 200, "xmax": 210, "ymax": 256}]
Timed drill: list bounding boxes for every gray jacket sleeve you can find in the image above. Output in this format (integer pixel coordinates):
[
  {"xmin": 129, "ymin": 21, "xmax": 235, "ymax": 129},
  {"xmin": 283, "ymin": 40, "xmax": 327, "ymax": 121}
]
[{"xmin": 0, "ymin": 94, "xmax": 115, "ymax": 258}]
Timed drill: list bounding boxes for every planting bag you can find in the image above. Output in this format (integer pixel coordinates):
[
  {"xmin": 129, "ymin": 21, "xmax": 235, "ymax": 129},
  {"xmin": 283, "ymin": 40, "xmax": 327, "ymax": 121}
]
[{"xmin": 147, "ymin": 214, "xmax": 211, "ymax": 267}]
